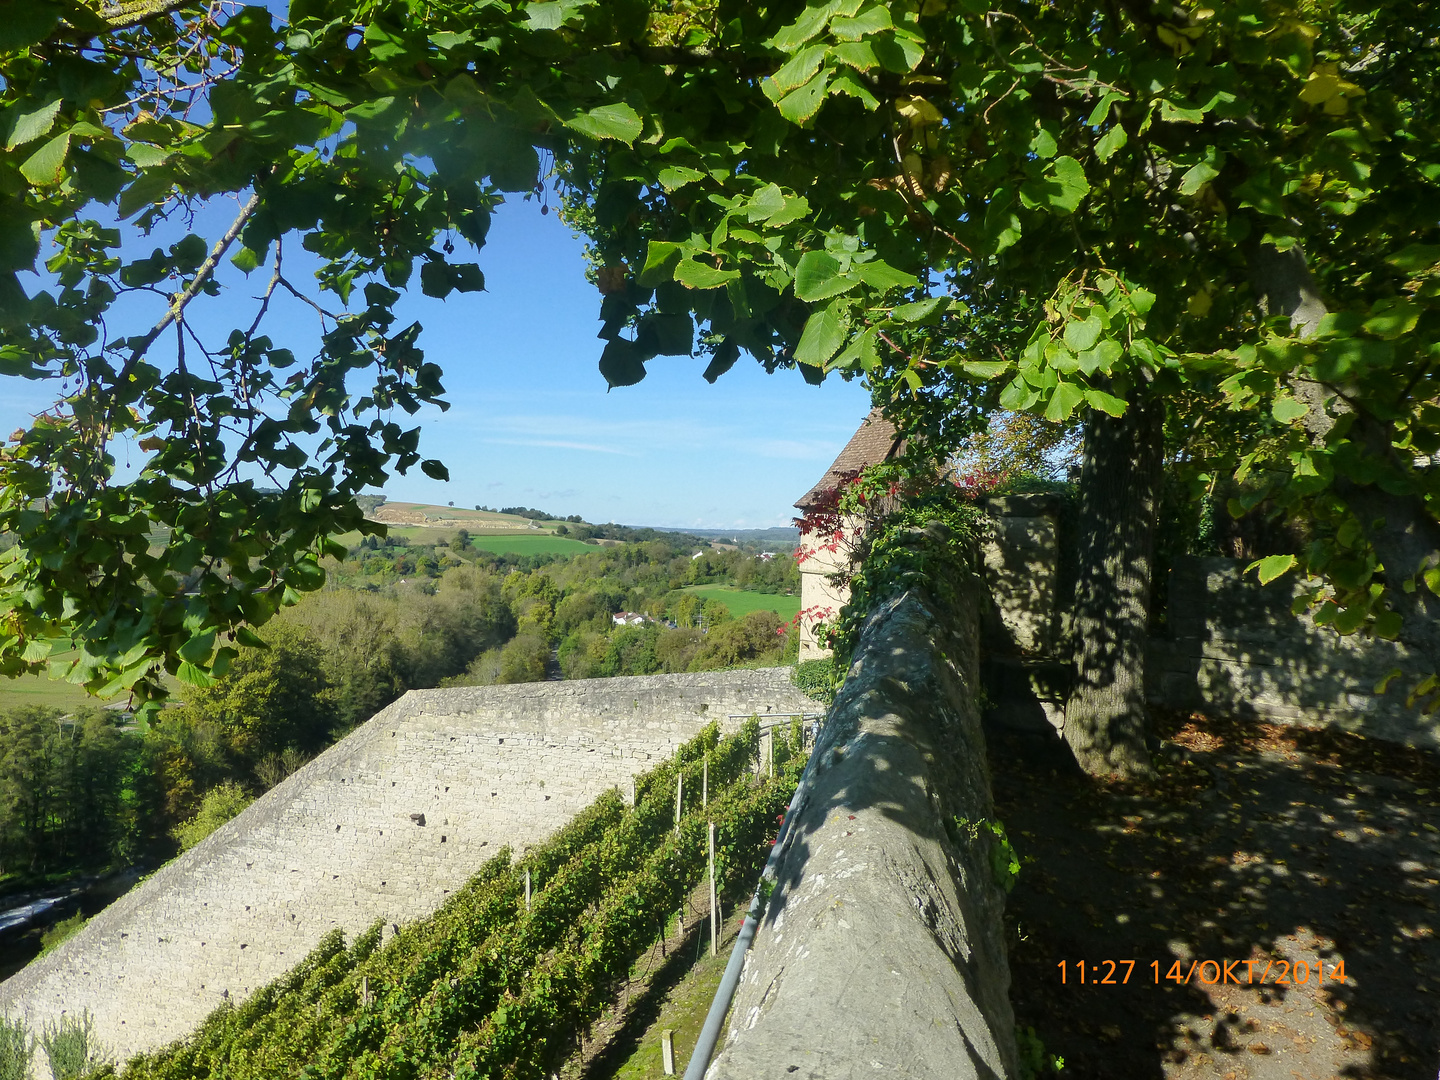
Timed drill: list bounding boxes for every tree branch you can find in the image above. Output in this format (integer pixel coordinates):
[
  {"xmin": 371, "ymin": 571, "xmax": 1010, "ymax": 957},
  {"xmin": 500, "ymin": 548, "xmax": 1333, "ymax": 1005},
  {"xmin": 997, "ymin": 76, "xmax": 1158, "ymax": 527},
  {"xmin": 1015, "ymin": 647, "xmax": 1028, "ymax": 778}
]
[{"xmin": 95, "ymin": 0, "xmax": 199, "ymax": 31}]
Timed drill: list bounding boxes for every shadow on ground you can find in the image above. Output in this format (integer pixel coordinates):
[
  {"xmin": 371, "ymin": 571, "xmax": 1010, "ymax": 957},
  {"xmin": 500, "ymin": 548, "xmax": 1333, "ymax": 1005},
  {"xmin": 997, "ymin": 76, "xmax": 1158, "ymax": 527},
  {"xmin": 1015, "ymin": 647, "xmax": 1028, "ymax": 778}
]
[{"xmin": 993, "ymin": 710, "xmax": 1440, "ymax": 1080}]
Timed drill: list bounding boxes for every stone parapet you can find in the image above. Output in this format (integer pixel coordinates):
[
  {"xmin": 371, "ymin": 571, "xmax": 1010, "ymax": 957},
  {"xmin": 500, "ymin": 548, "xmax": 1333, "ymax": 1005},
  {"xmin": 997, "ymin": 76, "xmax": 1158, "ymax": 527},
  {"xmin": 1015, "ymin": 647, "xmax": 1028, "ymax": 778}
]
[{"xmin": 710, "ymin": 531, "xmax": 1018, "ymax": 1079}]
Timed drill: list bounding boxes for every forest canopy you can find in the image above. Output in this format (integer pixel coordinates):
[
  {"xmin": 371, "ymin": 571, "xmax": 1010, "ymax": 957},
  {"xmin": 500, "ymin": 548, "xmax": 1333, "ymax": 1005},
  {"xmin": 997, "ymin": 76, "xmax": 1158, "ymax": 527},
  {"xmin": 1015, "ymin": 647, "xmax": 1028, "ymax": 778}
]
[{"xmin": 0, "ymin": 0, "xmax": 1436, "ymax": 753}]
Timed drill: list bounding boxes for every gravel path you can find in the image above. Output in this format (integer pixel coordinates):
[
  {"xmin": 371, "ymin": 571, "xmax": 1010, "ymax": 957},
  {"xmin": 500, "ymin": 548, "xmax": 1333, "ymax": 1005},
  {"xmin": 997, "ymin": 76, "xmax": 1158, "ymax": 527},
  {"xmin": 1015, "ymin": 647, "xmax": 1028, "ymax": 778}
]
[{"xmin": 992, "ymin": 710, "xmax": 1439, "ymax": 1079}]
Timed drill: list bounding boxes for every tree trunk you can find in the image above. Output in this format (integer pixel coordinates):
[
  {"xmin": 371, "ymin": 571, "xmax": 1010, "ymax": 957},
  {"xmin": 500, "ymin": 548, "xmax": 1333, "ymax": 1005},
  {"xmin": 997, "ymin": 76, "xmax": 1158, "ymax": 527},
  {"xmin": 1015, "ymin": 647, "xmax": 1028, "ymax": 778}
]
[
  {"xmin": 1063, "ymin": 388, "xmax": 1166, "ymax": 777},
  {"xmin": 1251, "ymin": 244, "xmax": 1440, "ymax": 686}
]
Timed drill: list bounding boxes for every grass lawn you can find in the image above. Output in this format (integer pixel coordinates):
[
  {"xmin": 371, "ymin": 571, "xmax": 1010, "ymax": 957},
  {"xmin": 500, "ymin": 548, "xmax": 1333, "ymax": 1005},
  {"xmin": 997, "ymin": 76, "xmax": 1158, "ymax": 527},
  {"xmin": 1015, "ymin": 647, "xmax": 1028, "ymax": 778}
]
[
  {"xmin": 468, "ymin": 534, "xmax": 597, "ymax": 556},
  {"xmin": 680, "ymin": 585, "xmax": 800, "ymax": 622},
  {"xmin": 0, "ymin": 674, "xmax": 98, "ymax": 714}
]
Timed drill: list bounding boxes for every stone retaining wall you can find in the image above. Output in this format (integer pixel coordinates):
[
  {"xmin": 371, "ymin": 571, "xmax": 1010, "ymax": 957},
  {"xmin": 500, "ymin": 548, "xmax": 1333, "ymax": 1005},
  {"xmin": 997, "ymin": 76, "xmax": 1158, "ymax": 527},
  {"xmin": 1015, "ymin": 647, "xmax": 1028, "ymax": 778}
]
[
  {"xmin": 1147, "ymin": 556, "xmax": 1439, "ymax": 748},
  {"xmin": 977, "ymin": 496, "xmax": 1439, "ymax": 748},
  {"xmin": 0, "ymin": 670, "xmax": 816, "ymax": 1067}
]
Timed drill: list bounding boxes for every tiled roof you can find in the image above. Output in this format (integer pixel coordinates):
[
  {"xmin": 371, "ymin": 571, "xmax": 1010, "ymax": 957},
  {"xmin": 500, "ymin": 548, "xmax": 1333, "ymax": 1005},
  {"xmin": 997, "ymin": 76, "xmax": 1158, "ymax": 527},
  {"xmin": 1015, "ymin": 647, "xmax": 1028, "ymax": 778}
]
[{"xmin": 794, "ymin": 408, "xmax": 903, "ymax": 509}]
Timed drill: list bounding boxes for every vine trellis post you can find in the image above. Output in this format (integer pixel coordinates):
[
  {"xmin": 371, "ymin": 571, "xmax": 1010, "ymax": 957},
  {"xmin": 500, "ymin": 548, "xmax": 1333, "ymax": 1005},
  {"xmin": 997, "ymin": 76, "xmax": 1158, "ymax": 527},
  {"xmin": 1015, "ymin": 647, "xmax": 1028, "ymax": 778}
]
[
  {"xmin": 675, "ymin": 773, "xmax": 683, "ymax": 837},
  {"xmin": 708, "ymin": 821, "xmax": 717, "ymax": 958}
]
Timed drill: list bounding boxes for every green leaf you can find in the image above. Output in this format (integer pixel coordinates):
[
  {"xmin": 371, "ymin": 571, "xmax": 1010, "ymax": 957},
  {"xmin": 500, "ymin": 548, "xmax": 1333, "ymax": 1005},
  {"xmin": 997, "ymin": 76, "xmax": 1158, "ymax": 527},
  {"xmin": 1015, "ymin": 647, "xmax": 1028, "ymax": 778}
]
[
  {"xmin": 235, "ymin": 626, "xmax": 269, "ymax": 649},
  {"xmin": 453, "ymin": 264, "xmax": 485, "ymax": 292},
  {"xmin": 673, "ymin": 260, "xmax": 740, "ymax": 289},
  {"xmin": 1062, "ymin": 315, "xmax": 1103, "ymax": 352},
  {"xmin": 961, "ymin": 360, "xmax": 1009, "ymax": 379},
  {"xmin": 1076, "ymin": 339, "xmax": 1121, "ymax": 375},
  {"xmin": 640, "ymin": 241, "xmax": 682, "ymax": 285},
  {"xmin": 1247, "ymin": 553, "xmax": 1297, "ymax": 585},
  {"xmin": 1178, "ymin": 161, "xmax": 1220, "ymax": 196},
  {"xmin": 420, "ymin": 260, "xmax": 455, "ymax": 299},
  {"xmin": 565, "ymin": 103, "xmax": 643, "ymax": 143},
  {"xmin": 851, "ymin": 259, "xmax": 917, "ymax": 291},
  {"xmin": 1158, "ymin": 98, "xmax": 1206, "ymax": 123},
  {"xmin": 1386, "ymin": 244, "xmax": 1440, "ymax": 275},
  {"xmin": 0, "ymin": 3, "xmax": 60, "ymax": 50},
  {"xmin": 1374, "ymin": 666, "xmax": 1403, "ymax": 694},
  {"xmin": 178, "ymin": 631, "xmax": 216, "ymax": 664},
  {"xmin": 777, "ymin": 70, "xmax": 831, "ymax": 126},
  {"xmin": 420, "ymin": 458, "xmax": 450, "ymax": 481},
  {"xmin": 1086, "ymin": 90, "xmax": 1126, "ymax": 126},
  {"xmin": 637, "ymin": 312, "xmax": 693, "ymax": 356},
  {"xmin": 1020, "ymin": 156, "xmax": 1089, "ymax": 215},
  {"xmin": 1094, "ymin": 124, "xmax": 1127, "ymax": 163},
  {"xmin": 891, "ymin": 297, "xmax": 946, "ymax": 323},
  {"xmin": 1373, "ymin": 610, "xmax": 1403, "ymax": 641},
  {"xmin": 1423, "ymin": 567, "xmax": 1440, "ymax": 597},
  {"xmin": 1362, "ymin": 298, "xmax": 1420, "ymax": 340},
  {"xmin": 1271, "ymin": 394, "xmax": 1308, "ymax": 423},
  {"xmin": 20, "ymin": 132, "xmax": 70, "ymax": 186},
  {"xmin": 794, "ymin": 251, "xmax": 858, "ymax": 302},
  {"xmin": 1043, "ymin": 381, "xmax": 1084, "ymax": 422},
  {"xmin": 1332, "ymin": 605, "xmax": 1367, "ymax": 635},
  {"xmin": 830, "ymin": 5, "xmax": 891, "ymax": 39},
  {"xmin": 767, "ymin": 194, "xmax": 811, "ymax": 227},
  {"xmin": 745, "ymin": 184, "xmax": 787, "ymax": 222},
  {"xmin": 176, "ymin": 661, "xmax": 215, "ymax": 688},
  {"xmin": 794, "ymin": 303, "xmax": 846, "ymax": 367},
  {"xmin": 768, "ymin": 4, "xmax": 833, "ymax": 50},
  {"xmin": 1049, "ymin": 156, "xmax": 1090, "ymax": 213},
  {"xmin": 1313, "ymin": 337, "xmax": 1394, "ymax": 381},
  {"xmin": 230, "ymin": 247, "xmax": 261, "ymax": 275},
  {"xmin": 599, "ymin": 338, "xmax": 647, "ymax": 387},
  {"xmin": 657, "ymin": 165, "xmax": 705, "ymax": 191},
  {"xmin": 832, "ymin": 326, "xmax": 879, "ymax": 370},
  {"xmin": 829, "ymin": 41, "xmax": 879, "ymax": 70},
  {"xmin": 525, "ymin": 0, "xmax": 594, "ymax": 29},
  {"xmin": 872, "ymin": 30, "xmax": 924, "ymax": 72},
  {"xmin": 1002, "ymin": 380, "xmax": 1036, "ymax": 414},
  {"xmin": 828, "ymin": 72, "xmax": 880, "ymax": 109},
  {"xmin": 1082, "ymin": 387, "xmax": 1127, "ymax": 417},
  {"xmin": 6, "ymin": 99, "xmax": 62, "ymax": 150},
  {"xmin": 125, "ymin": 142, "xmax": 172, "ymax": 168},
  {"xmin": 765, "ymin": 45, "xmax": 826, "ymax": 99}
]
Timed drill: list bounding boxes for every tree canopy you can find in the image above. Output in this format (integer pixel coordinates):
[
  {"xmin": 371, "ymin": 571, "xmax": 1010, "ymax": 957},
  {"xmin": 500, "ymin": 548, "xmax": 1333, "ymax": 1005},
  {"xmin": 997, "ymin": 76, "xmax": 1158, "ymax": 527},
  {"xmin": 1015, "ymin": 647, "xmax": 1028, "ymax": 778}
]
[{"xmin": 1, "ymin": 0, "xmax": 1436, "ymax": 716}]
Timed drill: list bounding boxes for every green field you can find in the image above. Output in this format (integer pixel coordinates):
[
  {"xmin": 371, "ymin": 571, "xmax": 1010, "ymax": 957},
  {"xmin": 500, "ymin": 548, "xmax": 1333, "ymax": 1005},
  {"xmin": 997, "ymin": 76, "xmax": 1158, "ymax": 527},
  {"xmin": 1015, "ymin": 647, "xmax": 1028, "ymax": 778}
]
[
  {"xmin": 680, "ymin": 585, "xmax": 800, "ymax": 621},
  {"xmin": 0, "ymin": 673, "xmax": 98, "ymax": 713},
  {"xmin": 468, "ymin": 534, "xmax": 597, "ymax": 556}
]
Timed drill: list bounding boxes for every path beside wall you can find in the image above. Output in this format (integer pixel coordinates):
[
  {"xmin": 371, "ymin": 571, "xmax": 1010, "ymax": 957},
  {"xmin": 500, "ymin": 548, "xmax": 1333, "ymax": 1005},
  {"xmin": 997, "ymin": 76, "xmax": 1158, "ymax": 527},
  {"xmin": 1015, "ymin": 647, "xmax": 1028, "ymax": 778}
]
[{"xmin": 0, "ymin": 670, "xmax": 816, "ymax": 1066}]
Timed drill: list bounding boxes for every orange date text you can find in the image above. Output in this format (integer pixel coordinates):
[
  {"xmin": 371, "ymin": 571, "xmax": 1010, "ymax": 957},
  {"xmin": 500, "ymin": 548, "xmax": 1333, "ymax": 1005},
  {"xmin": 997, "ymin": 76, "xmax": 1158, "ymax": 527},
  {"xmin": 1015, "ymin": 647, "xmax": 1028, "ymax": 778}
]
[{"xmin": 1056, "ymin": 959, "xmax": 1347, "ymax": 986}]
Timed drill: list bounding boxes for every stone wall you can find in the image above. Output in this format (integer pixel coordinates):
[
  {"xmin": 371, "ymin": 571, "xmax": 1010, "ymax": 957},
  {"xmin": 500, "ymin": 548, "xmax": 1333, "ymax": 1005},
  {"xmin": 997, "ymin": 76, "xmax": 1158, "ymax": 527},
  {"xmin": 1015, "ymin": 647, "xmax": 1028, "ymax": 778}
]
[
  {"xmin": 1147, "ymin": 556, "xmax": 1440, "ymax": 748},
  {"xmin": 0, "ymin": 670, "xmax": 817, "ymax": 1067},
  {"xmin": 981, "ymin": 494, "xmax": 1063, "ymax": 657},
  {"xmin": 975, "ymin": 497, "xmax": 1440, "ymax": 748},
  {"xmin": 711, "ymin": 526, "xmax": 1018, "ymax": 1079}
]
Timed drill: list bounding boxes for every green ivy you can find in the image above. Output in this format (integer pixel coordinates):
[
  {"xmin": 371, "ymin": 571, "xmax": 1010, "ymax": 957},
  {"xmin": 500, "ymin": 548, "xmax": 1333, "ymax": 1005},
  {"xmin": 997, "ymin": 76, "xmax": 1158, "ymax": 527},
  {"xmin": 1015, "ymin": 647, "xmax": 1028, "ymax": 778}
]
[{"xmin": 829, "ymin": 484, "xmax": 986, "ymax": 672}]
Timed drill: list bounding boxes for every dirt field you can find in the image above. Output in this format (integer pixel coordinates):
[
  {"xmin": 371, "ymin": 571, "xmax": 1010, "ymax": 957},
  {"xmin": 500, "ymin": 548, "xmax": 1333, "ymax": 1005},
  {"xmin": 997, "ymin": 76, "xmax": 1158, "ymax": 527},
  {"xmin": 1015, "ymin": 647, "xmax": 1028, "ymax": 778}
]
[{"xmin": 993, "ymin": 710, "xmax": 1440, "ymax": 1079}]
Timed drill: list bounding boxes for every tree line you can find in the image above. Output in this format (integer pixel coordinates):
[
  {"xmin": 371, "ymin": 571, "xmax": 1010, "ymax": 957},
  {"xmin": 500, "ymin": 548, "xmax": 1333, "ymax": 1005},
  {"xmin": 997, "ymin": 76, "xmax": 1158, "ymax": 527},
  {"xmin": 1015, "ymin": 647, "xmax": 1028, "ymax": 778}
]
[{"xmin": 0, "ymin": 534, "xmax": 797, "ymax": 887}]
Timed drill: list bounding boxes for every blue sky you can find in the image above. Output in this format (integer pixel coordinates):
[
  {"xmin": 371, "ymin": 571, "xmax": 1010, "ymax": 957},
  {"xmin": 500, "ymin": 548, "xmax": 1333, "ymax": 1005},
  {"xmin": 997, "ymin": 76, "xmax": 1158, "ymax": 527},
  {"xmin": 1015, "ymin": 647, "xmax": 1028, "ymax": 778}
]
[
  {"xmin": 7, "ymin": 195, "xmax": 875, "ymax": 531},
  {"xmin": 375, "ymin": 198, "xmax": 874, "ymax": 528}
]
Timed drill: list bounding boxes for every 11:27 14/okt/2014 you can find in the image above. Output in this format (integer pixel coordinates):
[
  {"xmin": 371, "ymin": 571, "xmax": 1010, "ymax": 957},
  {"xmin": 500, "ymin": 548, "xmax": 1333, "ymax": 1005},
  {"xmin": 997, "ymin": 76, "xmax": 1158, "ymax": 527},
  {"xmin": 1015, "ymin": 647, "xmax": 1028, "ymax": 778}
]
[{"xmin": 1058, "ymin": 959, "xmax": 1347, "ymax": 986}]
